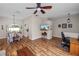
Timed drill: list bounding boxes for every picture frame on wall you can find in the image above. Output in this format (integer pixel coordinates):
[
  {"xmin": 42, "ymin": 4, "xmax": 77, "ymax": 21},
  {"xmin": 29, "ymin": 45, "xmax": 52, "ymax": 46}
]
[
  {"xmin": 58, "ymin": 24, "xmax": 61, "ymax": 28},
  {"xmin": 68, "ymin": 24, "xmax": 72, "ymax": 28},
  {"xmin": 62, "ymin": 23, "xmax": 67, "ymax": 28}
]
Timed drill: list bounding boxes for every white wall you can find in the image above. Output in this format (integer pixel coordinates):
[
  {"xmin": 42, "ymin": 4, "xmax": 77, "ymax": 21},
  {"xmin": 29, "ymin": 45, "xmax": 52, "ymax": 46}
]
[
  {"xmin": 64, "ymin": 32, "xmax": 79, "ymax": 38},
  {"xmin": 47, "ymin": 20, "xmax": 53, "ymax": 39},
  {"xmin": 23, "ymin": 15, "xmax": 53, "ymax": 40},
  {"xmin": 23, "ymin": 17, "xmax": 30, "ymax": 37},
  {"xmin": 52, "ymin": 14, "xmax": 79, "ymax": 38},
  {"xmin": 23, "ymin": 15, "xmax": 42, "ymax": 40},
  {"xmin": 29, "ymin": 15, "xmax": 42, "ymax": 40}
]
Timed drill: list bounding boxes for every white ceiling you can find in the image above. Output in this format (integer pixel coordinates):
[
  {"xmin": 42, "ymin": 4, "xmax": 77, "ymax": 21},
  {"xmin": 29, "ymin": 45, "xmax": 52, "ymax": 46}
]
[{"xmin": 0, "ymin": 3, "xmax": 79, "ymax": 20}]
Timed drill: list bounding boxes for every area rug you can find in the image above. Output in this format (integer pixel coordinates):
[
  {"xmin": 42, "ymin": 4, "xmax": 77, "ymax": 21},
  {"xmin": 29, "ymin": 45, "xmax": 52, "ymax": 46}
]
[{"xmin": 17, "ymin": 47, "xmax": 34, "ymax": 56}]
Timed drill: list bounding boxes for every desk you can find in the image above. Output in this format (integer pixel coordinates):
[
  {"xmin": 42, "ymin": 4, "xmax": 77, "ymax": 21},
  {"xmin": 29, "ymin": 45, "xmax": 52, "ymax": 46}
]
[{"xmin": 70, "ymin": 38, "xmax": 79, "ymax": 55}]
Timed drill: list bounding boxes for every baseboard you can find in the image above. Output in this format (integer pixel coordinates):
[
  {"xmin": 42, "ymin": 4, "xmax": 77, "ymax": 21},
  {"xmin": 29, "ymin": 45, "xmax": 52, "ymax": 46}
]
[
  {"xmin": 0, "ymin": 38, "xmax": 7, "ymax": 40},
  {"xmin": 53, "ymin": 36, "xmax": 61, "ymax": 39}
]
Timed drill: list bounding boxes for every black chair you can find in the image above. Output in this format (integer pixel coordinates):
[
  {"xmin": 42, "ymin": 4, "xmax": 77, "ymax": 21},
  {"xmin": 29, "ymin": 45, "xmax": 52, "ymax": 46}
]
[{"xmin": 61, "ymin": 32, "xmax": 70, "ymax": 48}]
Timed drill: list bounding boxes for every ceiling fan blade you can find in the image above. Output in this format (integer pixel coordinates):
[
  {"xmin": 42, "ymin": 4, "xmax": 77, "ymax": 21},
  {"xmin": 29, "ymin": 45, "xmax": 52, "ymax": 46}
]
[
  {"xmin": 26, "ymin": 7, "xmax": 36, "ymax": 9},
  {"xmin": 40, "ymin": 6, "xmax": 52, "ymax": 9},
  {"xmin": 37, "ymin": 3, "xmax": 41, "ymax": 8},
  {"xmin": 40, "ymin": 9, "xmax": 45, "ymax": 14},
  {"xmin": 34, "ymin": 10, "xmax": 37, "ymax": 14}
]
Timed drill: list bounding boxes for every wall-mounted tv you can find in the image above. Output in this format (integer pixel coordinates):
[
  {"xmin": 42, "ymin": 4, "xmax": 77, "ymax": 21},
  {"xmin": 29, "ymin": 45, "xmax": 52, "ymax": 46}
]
[{"xmin": 40, "ymin": 24, "xmax": 49, "ymax": 30}]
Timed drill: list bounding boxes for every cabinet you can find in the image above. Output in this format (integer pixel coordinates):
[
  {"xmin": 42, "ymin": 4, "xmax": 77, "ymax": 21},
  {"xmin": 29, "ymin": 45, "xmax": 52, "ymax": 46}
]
[{"xmin": 70, "ymin": 38, "xmax": 79, "ymax": 55}]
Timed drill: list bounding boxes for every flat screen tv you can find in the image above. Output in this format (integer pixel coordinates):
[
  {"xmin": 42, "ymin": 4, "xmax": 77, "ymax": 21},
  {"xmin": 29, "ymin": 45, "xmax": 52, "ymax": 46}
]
[{"xmin": 40, "ymin": 24, "xmax": 49, "ymax": 30}]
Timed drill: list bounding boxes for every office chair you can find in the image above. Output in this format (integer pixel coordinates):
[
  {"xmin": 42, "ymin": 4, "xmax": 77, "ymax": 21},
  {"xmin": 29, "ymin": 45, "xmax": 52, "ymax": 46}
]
[{"xmin": 61, "ymin": 32, "xmax": 70, "ymax": 48}]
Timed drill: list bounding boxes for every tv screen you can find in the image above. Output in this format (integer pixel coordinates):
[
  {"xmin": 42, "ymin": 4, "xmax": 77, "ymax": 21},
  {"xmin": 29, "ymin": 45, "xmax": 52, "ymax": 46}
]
[{"xmin": 40, "ymin": 24, "xmax": 49, "ymax": 30}]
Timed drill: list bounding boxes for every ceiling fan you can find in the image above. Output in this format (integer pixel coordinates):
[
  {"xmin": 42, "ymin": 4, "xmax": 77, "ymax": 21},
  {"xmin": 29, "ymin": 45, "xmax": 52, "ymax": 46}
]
[{"xmin": 26, "ymin": 3, "xmax": 52, "ymax": 14}]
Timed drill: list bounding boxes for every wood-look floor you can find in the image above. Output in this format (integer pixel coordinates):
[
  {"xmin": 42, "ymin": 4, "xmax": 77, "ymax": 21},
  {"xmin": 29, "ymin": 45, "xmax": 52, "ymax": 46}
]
[{"xmin": 0, "ymin": 37, "xmax": 71, "ymax": 56}]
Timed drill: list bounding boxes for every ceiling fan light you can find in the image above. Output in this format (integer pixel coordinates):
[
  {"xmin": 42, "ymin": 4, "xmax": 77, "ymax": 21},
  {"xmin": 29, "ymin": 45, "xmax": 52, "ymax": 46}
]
[{"xmin": 37, "ymin": 8, "xmax": 41, "ymax": 11}]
